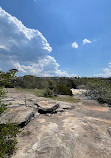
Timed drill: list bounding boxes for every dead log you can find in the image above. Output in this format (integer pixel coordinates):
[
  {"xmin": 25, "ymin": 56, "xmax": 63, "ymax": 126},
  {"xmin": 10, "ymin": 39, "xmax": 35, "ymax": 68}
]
[{"xmin": 35, "ymin": 103, "xmax": 60, "ymax": 114}]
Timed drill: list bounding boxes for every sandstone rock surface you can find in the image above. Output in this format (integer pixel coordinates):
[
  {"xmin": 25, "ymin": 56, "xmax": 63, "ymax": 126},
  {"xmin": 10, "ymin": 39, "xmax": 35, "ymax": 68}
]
[
  {"xmin": 1, "ymin": 88, "xmax": 111, "ymax": 158},
  {"xmin": 0, "ymin": 106, "xmax": 35, "ymax": 126}
]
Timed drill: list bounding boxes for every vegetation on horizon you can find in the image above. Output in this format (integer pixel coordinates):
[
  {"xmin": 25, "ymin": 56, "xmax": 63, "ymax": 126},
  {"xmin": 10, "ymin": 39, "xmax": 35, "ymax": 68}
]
[
  {"xmin": 11, "ymin": 75, "xmax": 111, "ymax": 106},
  {"xmin": 1, "ymin": 72, "xmax": 111, "ymax": 106}
]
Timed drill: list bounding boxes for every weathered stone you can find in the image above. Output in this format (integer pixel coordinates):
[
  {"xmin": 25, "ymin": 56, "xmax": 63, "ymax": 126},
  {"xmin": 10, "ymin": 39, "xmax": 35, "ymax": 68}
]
[
  {"xmin": 1, "ymin": 88, "xmax": 111, "ymax": 158},
  {"xmin": 0, "ymin": 106, "xmax": 35, "ymax": 127},
  {"xmin": 36, "ymin": 103, "xmax": 60, "ymax": 114},
  {"xmin": 36, "ymin": 100, "xmax": 75, "ymax": 114}
]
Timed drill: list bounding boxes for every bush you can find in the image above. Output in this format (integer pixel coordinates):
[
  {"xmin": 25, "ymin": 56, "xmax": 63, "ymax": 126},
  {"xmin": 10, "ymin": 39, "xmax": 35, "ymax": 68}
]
[
  {"xmin": 86, "ymin": 81, "xmax": 111, "ymax": 106},
  {"xmin": 48, "ymin": 80, "xmax": 55, "ymax": 90},
  {"xmin": 0, "ymin": 69, "xmax": 19, "ymax": 158},
  {"xmin": 54, "ymin": 84, "xmax": 72, "ymax": 96},
  {"xmin": 43, "ymin": 88, "xmax": 54, "ymax": 97},
  {"xmin": 0, "ymin": 123, "xmax": 19, "ymax": 158},
  {"xmin": 0, "ymin": 102, "xmax": 7, "ymax": 115}
]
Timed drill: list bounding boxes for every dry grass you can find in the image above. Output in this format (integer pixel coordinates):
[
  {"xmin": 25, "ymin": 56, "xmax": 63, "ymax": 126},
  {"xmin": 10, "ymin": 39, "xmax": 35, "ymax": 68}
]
[
  {"xmin": 15, "ymin": 88, "xmax": 45, "ymax": 97},
  {"xmin": 51, "ymin": 95, "xmax": 79, "ymax": 103},
  {"xmin": 15, "ymin": 88, "xmax": 79, "ymax": 103}
]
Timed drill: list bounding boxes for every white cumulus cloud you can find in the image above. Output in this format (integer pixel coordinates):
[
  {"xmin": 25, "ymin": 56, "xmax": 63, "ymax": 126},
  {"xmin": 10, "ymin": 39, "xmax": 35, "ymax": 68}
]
[
  {"xmin": 0, "ymin": 7, "xmax": 70, "ymax": 77},
  {"xmin": 72, "ymin": 42, "xmax": 78, "ymax": 49},
  {"xmin": 96, "ymin": 63, "xmax": 111, "ymax": 77},
  {"xmin": 83, "ymin": 39, "xmax": 91, "ymax": 45}
]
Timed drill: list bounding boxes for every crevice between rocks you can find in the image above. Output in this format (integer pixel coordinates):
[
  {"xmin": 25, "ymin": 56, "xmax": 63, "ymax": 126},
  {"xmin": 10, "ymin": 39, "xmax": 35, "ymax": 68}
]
[
  {"xmin": 18, "ymin": 103, "xmax": 75, "ymax": 128},
  {"xmin": 18, "ymin": 112, "xmax": 35, "ymax": 128}
]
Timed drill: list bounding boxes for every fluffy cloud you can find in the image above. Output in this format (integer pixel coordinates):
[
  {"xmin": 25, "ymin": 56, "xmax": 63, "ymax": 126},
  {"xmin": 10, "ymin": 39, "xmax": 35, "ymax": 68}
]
[
  {"xmin": 96, "ymin": 63, "xmax": 111, "ymax": 77},
  {"xmin": 83, "ymin": 39, "xmax": 91, "ymax": 45},
  {"xmin": 13, "ymin": 56, "xmax": 70, "ymax": 77},
  {"xmin": 72, "ymin": 42, "xmax": 78, "ymax": 49},
  {"xmin": 0, "ymin": 7, "xmax": 69, "ymax": 77}
]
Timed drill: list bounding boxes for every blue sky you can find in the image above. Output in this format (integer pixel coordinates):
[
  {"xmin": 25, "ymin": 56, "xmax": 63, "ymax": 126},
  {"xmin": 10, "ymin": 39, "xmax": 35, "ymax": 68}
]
[{"xmin": 0, "ymin": 0, "xmax": 111, "ymax": 77}]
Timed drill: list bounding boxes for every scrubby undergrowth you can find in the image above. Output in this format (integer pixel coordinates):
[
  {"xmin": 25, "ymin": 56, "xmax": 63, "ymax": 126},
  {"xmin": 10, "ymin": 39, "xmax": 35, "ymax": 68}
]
[
  {"xmin": 12, "ymin": 75, "xmax": 111, "ymax": 106},
  {"xmin": 0, "ymin": 69, "xmax": 19, "ymax": 158},
  {"xmin": 0, "ymin": 123, "xmax": 19, "ymax": 158}
]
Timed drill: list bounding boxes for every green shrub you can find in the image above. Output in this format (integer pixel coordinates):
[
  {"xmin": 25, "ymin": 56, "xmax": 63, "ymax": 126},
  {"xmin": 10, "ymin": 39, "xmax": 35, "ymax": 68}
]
[
  {"xmin": 0, "ymin": 69, "xmax": 19, "ymax": 158},
  {"xmin": 43, "ymin": 88, "xmax": 54, "ymax": 97},
  {"xmin": 0, "ymin": 102, "xmax": 7, "ymax": 115},
  {"xmin": 0, "ymin": 88, "xmax": 7, "ymax": 114},
  {"xmin": 0, "ymin": 123, "xmax": 19, "ymax": 158},
  {"xmin": 54, "ymin": 84, "xmax": 72, "ymax": 96},
  {"xmin": 48, "ymin": 80, "xmax": 55, "ymax": 90},
  {"xmin": 86, "ymin": 80, "xmax": 111, "ymax": 106}
]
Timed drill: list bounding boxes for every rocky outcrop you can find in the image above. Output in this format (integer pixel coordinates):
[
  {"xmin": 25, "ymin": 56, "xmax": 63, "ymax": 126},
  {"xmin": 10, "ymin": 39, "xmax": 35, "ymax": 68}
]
[
  {"xmin": 1, "ymin": 88, "xmax": 111, "ymax": 158},
  {"xmin": 0, "ymin": 91, "xmax": 75, "ymax": 127},
  {"xmin": 36, "ymin": 103, "xmax": 60, "ymax": 114},
  {"xmin": 12, "ymin": 113, "xmax": 111, "ymax": 158},
  {"xmin": 0, "ymin": 106, "xmax": 35, "ymax": 127},
  {"xmin": 35, "ymin": 100, "xmax": 75, "ymax": 114}
]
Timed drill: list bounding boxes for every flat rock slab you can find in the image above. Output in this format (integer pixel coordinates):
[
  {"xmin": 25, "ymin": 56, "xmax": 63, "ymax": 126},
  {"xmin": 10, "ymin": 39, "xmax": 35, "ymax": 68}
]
[
  {"xmin": 37, "ymin": 101, "xmax": 58, "ymax": 109},
  {"xmin": 1, "ymin": 88, "xmax": 111, "ymax": 158},
  {"xmin": 37, "ymin": 100, "xmax": 74, "ymax": 113},
  {"xmin": 12, "ymin": 113, "xmax": 111, "ymax": 158},
  {"xmin": 0, "ymin": 106, "xmax": 35, "ymax": 126}
]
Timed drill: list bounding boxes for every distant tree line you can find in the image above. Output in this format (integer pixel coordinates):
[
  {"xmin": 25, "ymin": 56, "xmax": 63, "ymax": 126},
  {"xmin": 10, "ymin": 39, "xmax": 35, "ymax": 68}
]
[{"xmin": 1, "ymin": 73, "xmax": 111, "ymax": 106}]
